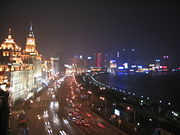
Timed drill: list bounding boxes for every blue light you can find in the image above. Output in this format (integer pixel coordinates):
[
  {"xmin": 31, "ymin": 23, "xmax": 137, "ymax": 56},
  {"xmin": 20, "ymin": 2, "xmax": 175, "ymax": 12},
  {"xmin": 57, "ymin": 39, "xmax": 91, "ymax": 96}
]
[
  {"xmin": 123, "ymin": 63, "xmax": 128, "ymax": 69},
  {"xmin": 118, "ymin": 66, "xmax": 124, "ymax": 70},
  {"xmin": 110, "ymin": 60, "xmax": 116, "ymax": 63},
  {"xmin": 131, "ymin": 65, "xmax": 137, "ymax": 68},
  {"xmin": 156, "ymin": 59, "xmax": 160, "ymax": 62},
  {"xmin": 138, "ymin": 65, "xmax": 143, "ymax": 69}
]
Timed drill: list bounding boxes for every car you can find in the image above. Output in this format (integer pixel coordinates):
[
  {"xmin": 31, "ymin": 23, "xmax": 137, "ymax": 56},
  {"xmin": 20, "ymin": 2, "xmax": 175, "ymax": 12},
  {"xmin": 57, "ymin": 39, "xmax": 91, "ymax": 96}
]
[
  {"xmin": 52, "ymin": 94, "xmax": 56, "ymax": 98},
  {"xmin": 18, "ymin": 113, "xmax": 27, "ymax": 120},
  {"xmin": 18, "ymin": 121, "xmax": 30, "ymax": 135},
  {"xmin": 47, "ymin": 128, "xmax": 53, "ymax": 135},
  {"xmin": 45, "ymin": 121, "xmax": 50, "ymax": 126},
  {"xmin": 81, "ymin": 119, "xmax": 89, "ymax": 127},
  {"xmin": 68, "ymin": 111, "xmax": 73, "ymax": 116},
  {"xmin": 75, "ymin": 107, "xmax": 79, "ymax": 112},
  {"xmin": 75, "ymin": 119, "xmax": 82, "ymax": 125},
  {"xmin": 72, "ymin": 111, "xmax": 78, "ymax": 116},
  {"xmin": 71, "ymin": 116, "xmax": 76, "ymax": 122},
  {"xmin": 59, "ymin": 130, "xmax": 67, "ymax": 135},
  {"xmin": 18, "ymin": 113, "xmax": 28, "ymax": 124},
  {"xmin": 76, "ymin": 115, "xmax": 83, "ymax": 120},
  {"xmin": 18, "ymin": 128, "xmax": 30, "ymax": 135},
  {"xmin": 77, "ymin": 105, "xmax": 81, "ymax": 109},
  {"xmin": 45, "ymin": 124, "xmax": 53, "ymax": 134},
  {"xmin": 97, "ymin": 123, "xmax": 106, "ymax": 128},
  {"xmin": 86, "ymin": 113, "xmax": 93, "ymax": 118}
]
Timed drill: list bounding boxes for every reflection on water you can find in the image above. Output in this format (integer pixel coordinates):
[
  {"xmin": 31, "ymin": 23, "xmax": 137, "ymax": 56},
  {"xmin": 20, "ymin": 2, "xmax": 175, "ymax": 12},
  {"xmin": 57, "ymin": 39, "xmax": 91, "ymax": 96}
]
[{"xmin": 95, "ymin": 73, "xmax": 180, "ymax": 111}]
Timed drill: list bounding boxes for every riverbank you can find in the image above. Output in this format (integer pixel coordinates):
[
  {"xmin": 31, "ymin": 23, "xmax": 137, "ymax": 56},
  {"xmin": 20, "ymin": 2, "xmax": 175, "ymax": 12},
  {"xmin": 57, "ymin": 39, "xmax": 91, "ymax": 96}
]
[{"xmin": 76, "ymin": 73, "xmax": 180, "ymax": 135}]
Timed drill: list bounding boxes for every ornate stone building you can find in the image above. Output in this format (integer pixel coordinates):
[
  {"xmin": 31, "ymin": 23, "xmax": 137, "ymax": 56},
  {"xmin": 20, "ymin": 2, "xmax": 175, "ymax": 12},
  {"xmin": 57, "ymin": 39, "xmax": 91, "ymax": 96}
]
[
  {"xmin": 0, "ymin": 24, "xmax": 42, "ymax": 105},
  {"xmin": 21, "ymin": 23, "xmax": 42, "ymax": 93}
]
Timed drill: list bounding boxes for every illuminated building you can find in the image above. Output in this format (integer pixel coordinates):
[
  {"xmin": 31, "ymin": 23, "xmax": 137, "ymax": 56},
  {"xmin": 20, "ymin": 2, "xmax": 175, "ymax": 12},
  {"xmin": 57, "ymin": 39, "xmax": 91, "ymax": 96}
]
[
  {"xmin": 21, "ymin": 23, "xmax": 42, "ymax": 93},
  {"xmin": 22, "ymin": 23, "xmax": 42, "ymax": 76},
  {"xmin": 103, "ymin": 53, "xmax": 110, "ymax": 69},
  {"xmin": 110, "ymin": 60, "xmax": 117, "ymax": 69},
  {"xmin": 50, "ymin": 57, "xmax": 60, "ymax": 75},
  {"xmin": 86, "ymin": 56, "xmax": 94, "ymax": 70},
  {"xmin": 155, "ymin": 59, "xmax": 161, "ymax": 69},
  {"xmin": 115, "ymin": 49, "xmax": 138, "ymax": 68},
  {"xmin": 0, "ymin": 24, "xmax": 43, "ymax": 104},
  {"xmin": 161, "ymin": 55, "xmax": 170, "ymax": 71},
  {"xmin": 42, "ymin": 59, "xmax": 52, "ymax": 81},
  {"xmin": 41, "ymin": 57, "xmax": 60, "ymax": 82},
  {"xmin": 70, "ymin": 55, "xmax": 86, "ymax": 72},
  {"xmin": 0, "ymin": 29, "xmax": 28, "ymax": 104},
  {"xmin": 95, "ymin": 52, "xmax": 101, "ymax": 68}
]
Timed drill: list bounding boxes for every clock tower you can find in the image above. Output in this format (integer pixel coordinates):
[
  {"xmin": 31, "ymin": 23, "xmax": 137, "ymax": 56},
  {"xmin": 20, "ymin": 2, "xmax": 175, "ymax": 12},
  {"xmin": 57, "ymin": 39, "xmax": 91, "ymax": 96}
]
[{"xmin": 25, "ymin": 23, "xmax": 37, "ymax": 54}]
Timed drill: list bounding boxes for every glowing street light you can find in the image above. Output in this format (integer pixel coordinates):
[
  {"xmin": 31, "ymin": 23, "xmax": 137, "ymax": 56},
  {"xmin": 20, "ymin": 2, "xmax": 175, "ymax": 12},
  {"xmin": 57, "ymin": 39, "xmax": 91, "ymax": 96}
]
[
  {"xmin": 100, "ymin": 96, "xmax": 107, "ymax": 119},
  {"xmin": 87, "ymin": 91, "xmax": 92, "ymax": 94},
  {"xmin": 126, "ymin": 106, "xmax": 136, "ymax": 134},
  {"xmin": 88, "ymin": 91, "xmax": 94, "ymax": 106},
  {"xmin": 127, "ymin": 106, "xmax": 131, "ymax": 110}
]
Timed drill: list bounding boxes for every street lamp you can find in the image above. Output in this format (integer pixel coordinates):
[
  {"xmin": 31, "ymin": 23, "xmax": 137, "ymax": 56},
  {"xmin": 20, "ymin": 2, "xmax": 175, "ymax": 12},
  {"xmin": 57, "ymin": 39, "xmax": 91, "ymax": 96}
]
[
  {"xmin": 100, "ymin": 96, "xmax": 107, "ymax": 119},
  {"xmin": 87, "ymin": 91, "xmax": 94, "ymax": 106},
  {"xmin": 127, "ymin": 106, "xmax": 136, "ymax": 134},
  {"xmin": 158, "ymin": 100, "xmax": 162, "ymax": 127}
]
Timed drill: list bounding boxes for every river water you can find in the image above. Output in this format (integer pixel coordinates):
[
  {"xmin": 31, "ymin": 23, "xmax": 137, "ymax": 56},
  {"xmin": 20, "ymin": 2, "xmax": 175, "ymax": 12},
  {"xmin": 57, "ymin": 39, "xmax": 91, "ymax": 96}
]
[{"xmin": 95, "ymin": 72, "xmax": 180, "ymax": 111}]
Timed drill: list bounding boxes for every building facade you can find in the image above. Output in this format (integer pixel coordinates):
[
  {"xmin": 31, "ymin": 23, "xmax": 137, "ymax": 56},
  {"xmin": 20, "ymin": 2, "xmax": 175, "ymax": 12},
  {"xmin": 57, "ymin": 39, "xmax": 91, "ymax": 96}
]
[{"xmin": 0, "ymin": 25, "xmax": 42, "ymax": 105}]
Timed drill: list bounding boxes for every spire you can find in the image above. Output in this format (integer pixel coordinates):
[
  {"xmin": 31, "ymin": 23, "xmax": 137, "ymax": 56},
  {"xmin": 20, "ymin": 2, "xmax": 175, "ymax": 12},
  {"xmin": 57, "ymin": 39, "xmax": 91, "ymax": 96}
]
[
  {"xmin": 5, "ymin": 28, "xmax": 14, "ymax": 43},
  {"xmin": 30, "ymin": 22, "xmax": 32, "ymax": 31},
  {"xmin": 28, "ymin": 22, "xmax": 34, "ymax": 37},
  {"xmin": 8, "ymin": 28, "xmax": 12, "ymax": 39},
  {"xmin": 9, "ymin": 28, "xmax": 11, "ymax": 35}
]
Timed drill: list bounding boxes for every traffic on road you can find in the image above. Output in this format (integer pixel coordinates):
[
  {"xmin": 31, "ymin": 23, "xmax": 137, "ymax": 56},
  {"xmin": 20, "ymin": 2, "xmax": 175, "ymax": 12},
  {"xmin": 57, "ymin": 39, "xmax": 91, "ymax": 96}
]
[{"xmin": 9, "ymin": 75, "xmax": 127, "ymax": 135}]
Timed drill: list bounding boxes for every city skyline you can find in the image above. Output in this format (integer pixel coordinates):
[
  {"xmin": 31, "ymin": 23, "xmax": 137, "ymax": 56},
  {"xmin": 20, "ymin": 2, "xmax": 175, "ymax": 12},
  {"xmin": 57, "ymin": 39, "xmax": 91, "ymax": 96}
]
[
  {"xmin": 0, "ymin": 27, "xmax": 177, "ymax": 68},
  {"xmin": 1, "ymin": 1, "xmax": 180, "ymax": 134},
  {"xmin": 0, "ymin": 0, "xmax": 180, "ymax": 64}
]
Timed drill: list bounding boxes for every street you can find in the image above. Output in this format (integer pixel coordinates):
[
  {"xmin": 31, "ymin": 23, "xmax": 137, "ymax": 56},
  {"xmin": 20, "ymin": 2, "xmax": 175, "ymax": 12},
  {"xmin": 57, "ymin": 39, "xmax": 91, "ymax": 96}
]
[{"xmin": 9, "ymin": 76, "xmax": 128, "ymax": 135}]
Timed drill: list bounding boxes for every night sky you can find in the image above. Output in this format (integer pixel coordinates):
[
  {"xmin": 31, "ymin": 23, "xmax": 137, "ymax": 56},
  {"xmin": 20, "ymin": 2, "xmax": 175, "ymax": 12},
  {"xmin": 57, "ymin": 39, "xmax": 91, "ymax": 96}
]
[{"xmin": 0, "ymin": 0, "xmax": 180, "ymax": 64}]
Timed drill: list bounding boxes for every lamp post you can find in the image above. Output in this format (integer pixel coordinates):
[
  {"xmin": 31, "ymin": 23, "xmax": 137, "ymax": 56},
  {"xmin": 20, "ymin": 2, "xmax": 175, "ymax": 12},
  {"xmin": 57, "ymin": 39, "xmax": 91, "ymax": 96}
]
[
  {"xmin": 100, "ymin": 96, "xmax": 107, "ymax": 119},
  {"xmin": 87, "ymin": 91, "xmax": 94, "ymax": 107},
  {"xmin": 134, "ymin": 110, "xmax": 137, "ymax": 134},
  {"xmin": 127, "ymin": 106, "xmax": 137, "ymax": 134},
  {"xmin": 158, "ymin": 100, "xmax": 162, "ymax": 127}
]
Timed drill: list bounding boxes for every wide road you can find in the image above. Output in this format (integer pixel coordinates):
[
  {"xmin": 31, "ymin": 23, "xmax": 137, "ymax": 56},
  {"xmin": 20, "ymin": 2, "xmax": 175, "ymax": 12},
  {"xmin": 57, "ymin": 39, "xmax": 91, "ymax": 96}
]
[{"xmin": 10, "ymin": 76, "xmax": 128, "ymax": 135}]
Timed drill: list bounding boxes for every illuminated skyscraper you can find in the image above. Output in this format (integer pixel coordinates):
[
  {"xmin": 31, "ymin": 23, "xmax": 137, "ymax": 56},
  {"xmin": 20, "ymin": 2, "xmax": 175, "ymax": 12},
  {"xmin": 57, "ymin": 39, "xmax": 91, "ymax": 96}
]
[
  {"xmin": 87, "ymin": 56, "xmax": 93, "ymax": 69},
  {"xmin": 95, "ymin": 52, "xmax": 101, "ymax": 68}
]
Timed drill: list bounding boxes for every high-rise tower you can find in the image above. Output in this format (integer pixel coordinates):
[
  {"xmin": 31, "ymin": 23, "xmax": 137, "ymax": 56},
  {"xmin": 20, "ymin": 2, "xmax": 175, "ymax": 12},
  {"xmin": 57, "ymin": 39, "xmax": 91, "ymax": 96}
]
[{"xmin": 95, "ymin": 52, "xmax": 102, "ymax": 68}]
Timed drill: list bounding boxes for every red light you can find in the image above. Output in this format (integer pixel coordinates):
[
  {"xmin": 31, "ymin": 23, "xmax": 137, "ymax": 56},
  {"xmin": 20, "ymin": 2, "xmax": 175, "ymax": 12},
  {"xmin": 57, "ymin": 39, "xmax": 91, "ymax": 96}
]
[{"xmin": 162, "ymin": 66, "xmax": 167, "ymax": 69}]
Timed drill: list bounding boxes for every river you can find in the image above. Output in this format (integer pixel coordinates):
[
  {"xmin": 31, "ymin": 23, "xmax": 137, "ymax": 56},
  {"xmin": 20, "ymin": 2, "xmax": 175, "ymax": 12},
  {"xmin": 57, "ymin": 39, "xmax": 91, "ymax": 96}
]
[{"xmin": 95, "ymin": 72, "xmax": 180, "ymax": 111}]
